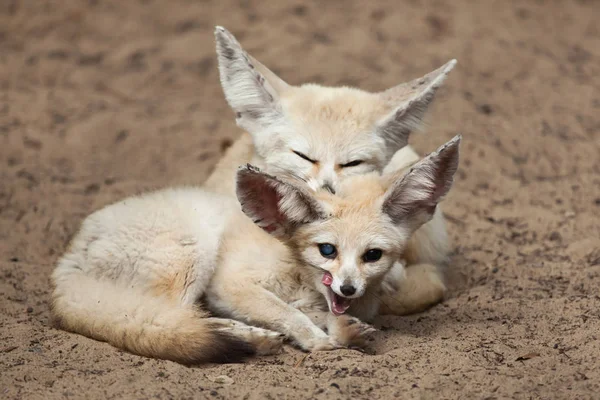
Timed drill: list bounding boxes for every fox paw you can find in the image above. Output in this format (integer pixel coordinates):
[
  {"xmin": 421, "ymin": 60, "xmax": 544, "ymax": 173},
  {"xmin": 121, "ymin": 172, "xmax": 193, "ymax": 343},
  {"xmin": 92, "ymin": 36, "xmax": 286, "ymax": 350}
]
[
  {"xmin": 212, "ymin": 319, "xmax": 284, "ymax": 356},
  {"xmin": 296, "ymin": 335, "xmax": 339, "ymax": 352},
  {"xmin": 327, "ymin": 315, "xmax": 377, "ymax": 349},
  {"xmin": 250, "ymin": 328, "xmax": 286, "ymax": 356}
]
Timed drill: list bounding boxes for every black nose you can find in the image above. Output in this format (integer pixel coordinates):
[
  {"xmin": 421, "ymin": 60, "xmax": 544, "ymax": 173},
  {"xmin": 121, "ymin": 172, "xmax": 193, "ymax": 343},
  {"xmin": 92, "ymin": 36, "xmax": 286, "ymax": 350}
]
[
  {"xmin": 340, "ymin": 284, "xmax": 356, "ymax": 296},
  {"xmin": 321, "ymin": 183, "xmax": 335, "ymax": 194}
]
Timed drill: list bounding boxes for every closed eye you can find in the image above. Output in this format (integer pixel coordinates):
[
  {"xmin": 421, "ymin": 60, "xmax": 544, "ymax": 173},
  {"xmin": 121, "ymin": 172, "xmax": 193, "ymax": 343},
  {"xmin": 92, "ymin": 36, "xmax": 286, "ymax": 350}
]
[
  {"xmin": 340, "ymin": 160, "xmax": 363, "ymax": 168},
  {"xmin": 293, "ymin": 150, "xmax": 317, "ymax": 164}
]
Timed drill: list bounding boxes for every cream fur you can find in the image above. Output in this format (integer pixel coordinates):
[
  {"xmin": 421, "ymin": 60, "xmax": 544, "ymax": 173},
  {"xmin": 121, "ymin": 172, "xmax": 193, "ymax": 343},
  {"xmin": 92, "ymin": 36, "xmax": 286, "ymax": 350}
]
[
  {"xmin": 51, "ymin": 137, "xmax": 461, "ymax": 363},
  {"xmin": 207, "ymin": 27, "xmax": 457, "ymax": 316}
]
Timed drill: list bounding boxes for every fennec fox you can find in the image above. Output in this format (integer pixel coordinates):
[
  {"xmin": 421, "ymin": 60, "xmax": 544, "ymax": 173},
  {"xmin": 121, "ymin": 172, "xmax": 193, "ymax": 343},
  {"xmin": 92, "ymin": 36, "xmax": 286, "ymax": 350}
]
[
  {"xmin": 205, "ymin": 27, "xmax": 456, "ymax": 315},
  {"xmin": 51, "ymin": 136, "xmax": 461, "ymax": 364}
]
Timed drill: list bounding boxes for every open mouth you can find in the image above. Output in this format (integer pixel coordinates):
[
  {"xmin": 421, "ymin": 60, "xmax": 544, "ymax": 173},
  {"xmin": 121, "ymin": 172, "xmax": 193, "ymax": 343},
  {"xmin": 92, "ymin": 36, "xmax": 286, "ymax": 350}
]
[{"xmin": 321, "ymin": 272, "xmax": 353, "ymax": 315}]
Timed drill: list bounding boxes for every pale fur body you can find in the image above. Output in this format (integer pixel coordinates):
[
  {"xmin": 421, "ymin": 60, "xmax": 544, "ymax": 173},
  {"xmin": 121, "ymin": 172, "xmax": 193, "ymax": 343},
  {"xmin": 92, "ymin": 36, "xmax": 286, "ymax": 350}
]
[
  {"xmin": 49, "ymin": 179, "xmax": 391, "ymax": 362},
  {"xmin": 51, "ymin": 137, "xmax": 461, "ymax": 364},
  {"xmin": 205, "ymin": 27, "xmax": 455, "ymax": 315}
]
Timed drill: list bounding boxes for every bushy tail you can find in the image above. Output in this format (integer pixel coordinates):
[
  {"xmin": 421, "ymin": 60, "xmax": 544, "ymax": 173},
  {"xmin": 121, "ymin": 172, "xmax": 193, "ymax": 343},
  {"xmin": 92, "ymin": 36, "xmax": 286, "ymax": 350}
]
[{"xmin": 50, "ymin": 273, "xmax": 254, "ymax": 364}]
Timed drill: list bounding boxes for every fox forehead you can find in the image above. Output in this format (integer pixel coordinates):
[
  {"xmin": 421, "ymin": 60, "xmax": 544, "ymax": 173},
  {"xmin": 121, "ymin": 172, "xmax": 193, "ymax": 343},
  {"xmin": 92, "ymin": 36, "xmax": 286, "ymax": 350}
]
[
  {"xmin": 278, "ymin": 85, "xmax": 389, "ymax": 154},
  {"xmin": 311, "ymin": 174, "xmax": 390, "ymax": 219},
  {"xmin": 325, "ymin": 174, "xmax": 388, "ymax": 205},
  {"xmin": 282, "ymin": 85, "xmax": 388, "ymax": 123}
]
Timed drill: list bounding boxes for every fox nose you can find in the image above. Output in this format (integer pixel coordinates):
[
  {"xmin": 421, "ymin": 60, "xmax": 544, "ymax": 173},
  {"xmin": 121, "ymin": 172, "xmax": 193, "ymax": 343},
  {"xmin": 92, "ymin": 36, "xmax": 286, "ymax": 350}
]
[
  {"xmin": 321, "ymin": 181, "xmax": 335, "ymax": 194},
  {"xmin": 340, "ymin": 284, "xmax": 356, "ymax": 297}
]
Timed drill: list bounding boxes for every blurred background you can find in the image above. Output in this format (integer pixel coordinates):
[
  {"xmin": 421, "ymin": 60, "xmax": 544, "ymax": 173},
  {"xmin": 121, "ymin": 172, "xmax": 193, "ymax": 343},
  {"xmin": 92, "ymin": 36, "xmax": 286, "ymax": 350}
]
[{"xmin": 0, "ymin": 1, "xmax": 599, "ymax": 399}]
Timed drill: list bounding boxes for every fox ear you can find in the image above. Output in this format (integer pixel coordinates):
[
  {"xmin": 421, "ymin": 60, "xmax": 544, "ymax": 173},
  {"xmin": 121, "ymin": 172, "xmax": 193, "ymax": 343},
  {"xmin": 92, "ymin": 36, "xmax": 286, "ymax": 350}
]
[
  {"xmin": 376, "ymin": 60, "xmax": 457, "ymax": 160},
  {"xmin": 382, "ymin": 135, "xmax": 461, "ymax": 231},
  {"xmin": 215, "ymin": 26, "xmax": 290, "ymax": 136},
  {"xmin": 236, "ymin": 165, "xmax": 327, "ymax": 238}
]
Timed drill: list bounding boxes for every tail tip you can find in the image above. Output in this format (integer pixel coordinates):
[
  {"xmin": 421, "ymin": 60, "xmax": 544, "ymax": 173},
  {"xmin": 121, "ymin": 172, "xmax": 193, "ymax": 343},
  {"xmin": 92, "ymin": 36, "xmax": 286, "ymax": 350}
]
[{"xmin": 204, "ymin": 331, "xmax": 256, "ymax": 364}]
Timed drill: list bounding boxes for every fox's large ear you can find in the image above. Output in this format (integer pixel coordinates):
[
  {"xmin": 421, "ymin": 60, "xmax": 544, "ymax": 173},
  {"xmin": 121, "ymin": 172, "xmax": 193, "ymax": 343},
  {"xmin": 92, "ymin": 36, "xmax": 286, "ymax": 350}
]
[
  {"xmin": 375, "ymin": 60, "xmax": 457, "ymax": 160},
  {"xmin": 215, "ymin": 26, "xmax": 290, "ymax": 135},
  {"xmin": 236, "ymin": 165, "xmax": 327, "ymax": 238},
  {"xmin": 382, "ymin": 135, "xmax": 461, "ymax": 231}
]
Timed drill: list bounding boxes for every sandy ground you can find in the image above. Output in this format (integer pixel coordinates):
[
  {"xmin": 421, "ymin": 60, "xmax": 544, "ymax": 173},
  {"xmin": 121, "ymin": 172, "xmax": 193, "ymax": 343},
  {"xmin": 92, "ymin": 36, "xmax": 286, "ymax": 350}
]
[{"xmin": 1, "ymin": 0, "xmax": 599, "ymax": 399}]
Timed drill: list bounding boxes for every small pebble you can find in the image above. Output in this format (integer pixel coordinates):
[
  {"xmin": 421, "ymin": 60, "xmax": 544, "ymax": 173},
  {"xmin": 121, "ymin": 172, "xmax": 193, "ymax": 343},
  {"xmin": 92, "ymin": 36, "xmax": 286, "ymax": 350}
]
[
  {"xmin": 549, "ymin": 232, "xmax": 562, "ymax": 241},
  {"xmin": 478, "ymin": 104, "xmax": 493, "ymax": 115}
]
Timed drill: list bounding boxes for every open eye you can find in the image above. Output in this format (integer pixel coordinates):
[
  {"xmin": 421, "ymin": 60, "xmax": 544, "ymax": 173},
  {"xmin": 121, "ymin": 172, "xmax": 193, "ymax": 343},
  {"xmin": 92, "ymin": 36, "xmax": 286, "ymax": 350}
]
[
  {"xmin": 341, "ymin": 160, "xmax": 363, "ymax": 168},
  {"xmin": 293, "ymin": 150, "xmax": 316, "ymax": 164},
  {"xmin": 363, "ymin": 249, "xmax": 383, "ymax": 262},
  {"xmin": 318, "ymin": 243, "xmax": 337, "ymax": 259}
]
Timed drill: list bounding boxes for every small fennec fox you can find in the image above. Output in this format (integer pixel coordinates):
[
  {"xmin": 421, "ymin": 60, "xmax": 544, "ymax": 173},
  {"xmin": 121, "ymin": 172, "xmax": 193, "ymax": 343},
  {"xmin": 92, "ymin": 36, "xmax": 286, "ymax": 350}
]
[
  {"xmin": 205, "ymin": 27, "xmax": 456, "ymax": 315},
  {"xmin": 51, "ymin": 136, "xmax": 461, "ymax": 365}
]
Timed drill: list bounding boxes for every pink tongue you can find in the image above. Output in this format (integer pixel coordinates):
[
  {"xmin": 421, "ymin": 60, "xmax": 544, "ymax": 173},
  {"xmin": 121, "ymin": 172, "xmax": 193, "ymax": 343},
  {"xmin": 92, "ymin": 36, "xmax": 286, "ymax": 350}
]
[
  {"xmin": 322, "ymin": 272, "xmax": 333, "ymax": 286},
  {"xmin": 322, "ymin": 273, "xmax": 350, "ymax": 314}
]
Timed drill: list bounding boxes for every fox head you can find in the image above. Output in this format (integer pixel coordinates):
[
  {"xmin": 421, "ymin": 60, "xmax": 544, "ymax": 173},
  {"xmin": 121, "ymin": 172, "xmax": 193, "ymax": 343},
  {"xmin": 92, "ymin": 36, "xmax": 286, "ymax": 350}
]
[
  {"xmin": 235, "ymin": 135, "xmax": 461, "ymax": 316},
  {"xmin": 215, "ymin": 26, "xmax": 456, "ymax": 194}
]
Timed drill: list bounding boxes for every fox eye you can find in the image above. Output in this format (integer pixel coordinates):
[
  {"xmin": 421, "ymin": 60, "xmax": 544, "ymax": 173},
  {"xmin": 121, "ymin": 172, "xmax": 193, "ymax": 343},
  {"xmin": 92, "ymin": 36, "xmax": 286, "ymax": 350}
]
[
  {"xmin": 293, "ymin": 150, "xmax": 316, "ymax": 164},
  {"xmin": 363, "ymin": 249, "xmax": 383, "ymax": 262},
  {"xmin": 341, "ymin": 160, "xmax": 363, "ymax": 168},
  {"xmin": 318, "ymin": 243, "xmax": 337, "ymax": 259}
]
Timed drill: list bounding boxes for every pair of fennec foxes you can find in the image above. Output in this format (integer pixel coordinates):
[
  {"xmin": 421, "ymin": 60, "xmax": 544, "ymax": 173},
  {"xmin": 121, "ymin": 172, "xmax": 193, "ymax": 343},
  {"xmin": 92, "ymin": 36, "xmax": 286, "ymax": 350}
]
[{"xmin": 51, "ymin": 27, "xmax": 462, "ymax": 364}]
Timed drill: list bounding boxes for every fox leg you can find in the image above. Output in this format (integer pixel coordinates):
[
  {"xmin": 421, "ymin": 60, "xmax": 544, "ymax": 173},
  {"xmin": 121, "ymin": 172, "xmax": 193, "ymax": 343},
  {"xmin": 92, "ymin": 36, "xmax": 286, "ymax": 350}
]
[
  {"xmin": 205, "ymin": 318, "xmax": 285, "ymax": 356},
  {"xmin": 304, "ymin": 311, "xmax": 376, "ymax": 349},
  {"xmin": 378, "ymin": 205, "xmax": 450, "ymax": 316},
  {"xmin": 378, "ymin": 262, "xmax": 447, "ymax": 316},
  {"xmin": 206, "ymin": 285, "xmax": 338, "ymax": 352}
]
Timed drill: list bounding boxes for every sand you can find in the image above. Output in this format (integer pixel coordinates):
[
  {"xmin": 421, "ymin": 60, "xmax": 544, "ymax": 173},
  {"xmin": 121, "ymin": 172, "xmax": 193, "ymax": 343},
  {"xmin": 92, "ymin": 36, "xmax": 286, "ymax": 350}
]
[{"xmin": 1, "ymin": 0, "xmax": 599, "ymax": 399}]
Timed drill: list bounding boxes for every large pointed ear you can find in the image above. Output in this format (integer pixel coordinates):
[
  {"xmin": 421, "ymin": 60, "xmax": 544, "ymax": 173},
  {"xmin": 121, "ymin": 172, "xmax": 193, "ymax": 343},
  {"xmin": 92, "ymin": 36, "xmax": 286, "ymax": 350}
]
[
  {"xmin": 376, "ymin": 60, "xmax": 457, "ymax": 159},
  {"xmin": 236, "ymin": 165, "xmax": 327, "ymax": 238},
  {"xmin": 215, "ymin": 26, "xmax": 290, "ymax": 135},
  {"xmin": 382, "ymin": 135, "xmax": 461, "ymax": 231}
]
